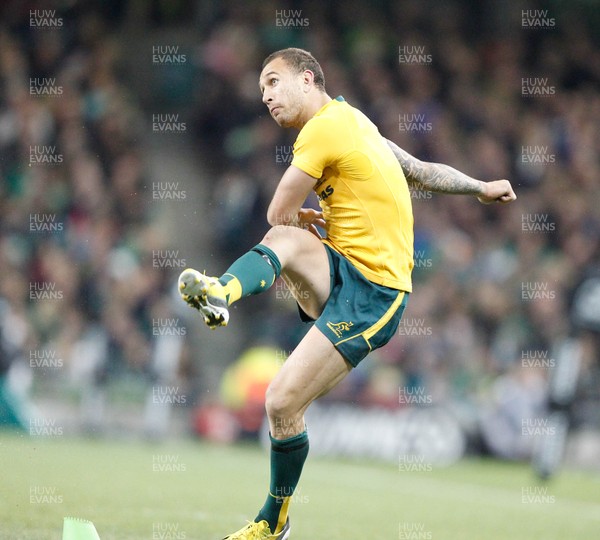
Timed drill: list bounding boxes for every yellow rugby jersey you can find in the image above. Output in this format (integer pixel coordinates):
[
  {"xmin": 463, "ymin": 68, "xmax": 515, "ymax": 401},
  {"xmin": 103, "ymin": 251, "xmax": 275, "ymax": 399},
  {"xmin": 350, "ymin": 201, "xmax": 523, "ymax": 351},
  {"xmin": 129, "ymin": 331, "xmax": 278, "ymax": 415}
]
[{"xmin": 292, "ymin": 96, "xmax": 414, "ymax": 291}]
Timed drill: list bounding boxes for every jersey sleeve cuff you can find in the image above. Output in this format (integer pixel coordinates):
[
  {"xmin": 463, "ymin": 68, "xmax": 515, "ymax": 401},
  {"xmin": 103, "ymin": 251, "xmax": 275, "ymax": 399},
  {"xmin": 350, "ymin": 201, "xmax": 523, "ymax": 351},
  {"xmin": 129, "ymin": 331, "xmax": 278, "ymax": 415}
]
[{"xmin": 291, "ymin": 157, "xmax": 322, "ymax": 180}]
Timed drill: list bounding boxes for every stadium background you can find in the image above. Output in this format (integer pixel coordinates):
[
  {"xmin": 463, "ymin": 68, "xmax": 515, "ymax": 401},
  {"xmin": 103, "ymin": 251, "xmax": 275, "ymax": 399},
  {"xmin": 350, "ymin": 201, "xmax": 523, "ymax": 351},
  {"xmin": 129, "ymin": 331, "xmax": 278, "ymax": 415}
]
[{"xmin": 0, "ymin": 0, "xmax": 599, "ymax": 538}]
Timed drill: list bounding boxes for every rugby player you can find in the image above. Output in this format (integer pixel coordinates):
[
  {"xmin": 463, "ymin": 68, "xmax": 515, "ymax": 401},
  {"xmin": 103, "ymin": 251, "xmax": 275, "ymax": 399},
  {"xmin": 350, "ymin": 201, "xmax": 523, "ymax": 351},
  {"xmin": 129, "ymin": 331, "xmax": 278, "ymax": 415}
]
[{"xmin": 179, "ymin": 48, "xmax": 516, "ymax": 539}]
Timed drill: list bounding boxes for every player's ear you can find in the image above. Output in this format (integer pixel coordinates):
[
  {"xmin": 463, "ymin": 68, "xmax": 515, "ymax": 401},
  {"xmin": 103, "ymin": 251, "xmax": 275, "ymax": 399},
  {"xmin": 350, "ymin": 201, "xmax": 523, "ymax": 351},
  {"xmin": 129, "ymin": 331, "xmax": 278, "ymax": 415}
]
[{"xmin": 302, "ymin": 69, "xmax": 314, "ymax": 92}]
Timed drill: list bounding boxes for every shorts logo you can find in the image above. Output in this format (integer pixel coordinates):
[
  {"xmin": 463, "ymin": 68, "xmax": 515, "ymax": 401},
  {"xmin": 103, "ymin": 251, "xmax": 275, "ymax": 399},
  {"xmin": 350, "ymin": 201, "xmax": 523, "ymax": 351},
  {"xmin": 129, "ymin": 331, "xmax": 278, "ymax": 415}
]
[{"xmin": 326, "ymin": 320, "xmax": 354, "ymax": 338}]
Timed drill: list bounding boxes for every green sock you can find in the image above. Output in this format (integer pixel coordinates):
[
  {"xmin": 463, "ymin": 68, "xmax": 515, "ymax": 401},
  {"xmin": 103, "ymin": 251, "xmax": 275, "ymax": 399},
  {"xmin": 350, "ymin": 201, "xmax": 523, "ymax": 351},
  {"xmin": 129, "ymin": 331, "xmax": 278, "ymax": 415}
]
[
  {"xmin": 256, "ymin": 431, "xmax": 309, "ymax": 534},
  {"xmin": 218, "ymin": 244, "xmax": 281, "ymax": 305}
]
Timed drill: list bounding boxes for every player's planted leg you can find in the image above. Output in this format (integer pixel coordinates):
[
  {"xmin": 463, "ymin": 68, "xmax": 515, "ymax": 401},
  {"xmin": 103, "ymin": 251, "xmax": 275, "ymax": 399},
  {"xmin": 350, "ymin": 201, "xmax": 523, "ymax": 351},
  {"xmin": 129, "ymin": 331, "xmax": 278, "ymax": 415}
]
[
  {"xmin": 254, "ymin": 431, "xmax": 309, "ymax": 535},
  {"xmin": 253, "ymin": 326, "xmax": 351, "ymax": 536},
  {"xmin": 221, "ymin": 327, "xmax": 350, "ymax": 539}
]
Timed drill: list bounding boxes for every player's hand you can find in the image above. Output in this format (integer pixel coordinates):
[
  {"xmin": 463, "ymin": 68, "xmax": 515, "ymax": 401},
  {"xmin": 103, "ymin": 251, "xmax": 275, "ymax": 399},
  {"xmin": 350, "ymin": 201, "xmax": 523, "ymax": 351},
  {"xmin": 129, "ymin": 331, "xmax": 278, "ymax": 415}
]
[
  {"xmin": 298, "ymin": 208, "xmax": 326, "ymax": 238},
  {"xmin": 477, "ymin": 180, "xmax": 517, "ymax": 205}
]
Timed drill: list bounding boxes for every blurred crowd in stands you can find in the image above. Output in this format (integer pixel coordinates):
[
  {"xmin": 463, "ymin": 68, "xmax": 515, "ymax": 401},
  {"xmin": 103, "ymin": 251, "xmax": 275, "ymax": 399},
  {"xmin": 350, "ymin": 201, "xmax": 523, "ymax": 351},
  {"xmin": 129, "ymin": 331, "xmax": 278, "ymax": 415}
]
[
  {"xmin": 0, "ymin": 1, "xmax": 598, "ymax": 450},
  {"xmin": 0, "ymin": 3, "xmax": 193, "ymax": 433}
]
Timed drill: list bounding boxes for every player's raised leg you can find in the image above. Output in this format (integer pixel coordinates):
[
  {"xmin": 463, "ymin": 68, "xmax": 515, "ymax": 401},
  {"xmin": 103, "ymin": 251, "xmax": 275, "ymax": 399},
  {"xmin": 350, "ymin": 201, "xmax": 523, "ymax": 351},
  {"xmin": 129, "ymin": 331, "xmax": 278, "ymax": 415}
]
[
  {"xmin": 178, "ymin": 224, "xmax": 330, "ymax": 327},
  {"xmin": 178, "ymin": 241, "xmax": 283, "ymax": 329}
]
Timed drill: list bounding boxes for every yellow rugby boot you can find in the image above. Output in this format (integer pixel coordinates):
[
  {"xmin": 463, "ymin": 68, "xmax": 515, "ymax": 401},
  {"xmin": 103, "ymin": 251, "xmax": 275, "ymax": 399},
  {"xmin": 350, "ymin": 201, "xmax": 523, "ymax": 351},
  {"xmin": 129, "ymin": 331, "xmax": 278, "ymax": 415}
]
[
  {"xmin": 178, "ymin": 268, "xmax": 229, "ymax": 329},
  {"xmin": 221, "ymin": 518, "xmax": 290, "ymax": 540}
]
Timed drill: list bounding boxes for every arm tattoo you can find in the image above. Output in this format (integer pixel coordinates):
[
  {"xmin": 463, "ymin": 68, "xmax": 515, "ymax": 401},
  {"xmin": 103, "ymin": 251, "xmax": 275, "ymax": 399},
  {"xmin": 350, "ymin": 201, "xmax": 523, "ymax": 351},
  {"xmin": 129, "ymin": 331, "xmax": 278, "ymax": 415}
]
[{"xmin": 386, "ymin": 138, "xmax": 484, "ymax": 195}]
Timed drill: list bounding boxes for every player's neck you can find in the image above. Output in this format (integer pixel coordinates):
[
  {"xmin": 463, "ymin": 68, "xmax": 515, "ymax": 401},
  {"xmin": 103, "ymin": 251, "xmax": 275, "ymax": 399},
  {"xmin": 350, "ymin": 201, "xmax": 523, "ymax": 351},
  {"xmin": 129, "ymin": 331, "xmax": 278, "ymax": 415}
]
[{"xmin": 296, "ymin": 92, "xmax": 331, "ymax": 129}]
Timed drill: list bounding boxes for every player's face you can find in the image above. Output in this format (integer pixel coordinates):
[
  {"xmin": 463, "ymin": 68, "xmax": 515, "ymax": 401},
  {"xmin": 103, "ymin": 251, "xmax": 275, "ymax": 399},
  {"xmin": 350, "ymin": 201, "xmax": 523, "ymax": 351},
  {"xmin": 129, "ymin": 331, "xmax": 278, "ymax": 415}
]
[{"xmin": 259, "ymin": 57, "xmax": 306, "ymax": 128}]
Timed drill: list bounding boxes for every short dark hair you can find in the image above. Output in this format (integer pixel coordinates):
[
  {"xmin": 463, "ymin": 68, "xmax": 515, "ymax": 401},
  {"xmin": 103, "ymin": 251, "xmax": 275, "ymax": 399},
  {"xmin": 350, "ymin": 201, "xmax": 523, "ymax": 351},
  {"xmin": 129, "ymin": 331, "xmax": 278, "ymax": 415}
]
[{"xmin": 262, "ymin": 48, "xmax": 326, "ymax": 91}]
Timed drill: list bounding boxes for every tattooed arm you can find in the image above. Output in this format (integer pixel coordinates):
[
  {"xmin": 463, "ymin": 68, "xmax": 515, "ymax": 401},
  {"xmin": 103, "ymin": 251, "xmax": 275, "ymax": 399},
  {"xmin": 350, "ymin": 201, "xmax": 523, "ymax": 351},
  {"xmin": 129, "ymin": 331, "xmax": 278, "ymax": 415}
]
[{"xmin": 386, "ymin": 139, "xmax": 516, "ymax": 204}]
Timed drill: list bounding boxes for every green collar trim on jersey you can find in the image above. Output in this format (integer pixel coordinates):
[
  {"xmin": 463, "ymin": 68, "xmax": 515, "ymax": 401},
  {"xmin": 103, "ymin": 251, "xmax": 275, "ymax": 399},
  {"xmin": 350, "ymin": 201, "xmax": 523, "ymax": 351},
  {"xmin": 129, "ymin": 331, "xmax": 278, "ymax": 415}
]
[{"xmin": 335, "ymin": 95, "xmax": 345, "ymax": 102}]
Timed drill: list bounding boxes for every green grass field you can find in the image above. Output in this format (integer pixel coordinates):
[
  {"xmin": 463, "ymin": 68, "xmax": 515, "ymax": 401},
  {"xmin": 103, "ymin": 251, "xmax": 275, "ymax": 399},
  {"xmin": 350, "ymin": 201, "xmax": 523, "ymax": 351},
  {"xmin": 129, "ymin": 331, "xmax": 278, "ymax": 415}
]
[{"xmin": 1, "ymin": 432, "xmax": 598, "ymax": 539}]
